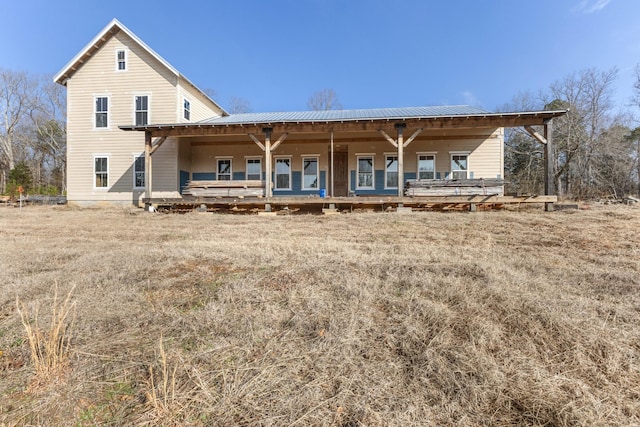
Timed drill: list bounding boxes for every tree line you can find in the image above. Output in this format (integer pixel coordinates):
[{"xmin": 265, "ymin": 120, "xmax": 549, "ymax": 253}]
[{"xmin": 1, "ymin": 68, "xmax": 639, "ymax": 199}]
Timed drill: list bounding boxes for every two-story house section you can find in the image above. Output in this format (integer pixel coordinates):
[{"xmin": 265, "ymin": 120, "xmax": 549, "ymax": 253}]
[{"xmin": 54, "ymin": 18, "xmax": 226, "ymax": 206}]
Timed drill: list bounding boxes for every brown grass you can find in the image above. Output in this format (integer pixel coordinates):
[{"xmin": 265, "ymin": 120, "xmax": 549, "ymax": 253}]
[{"xmin": 0, "ymin": 204, "xmax": 639, "ymax": 426}]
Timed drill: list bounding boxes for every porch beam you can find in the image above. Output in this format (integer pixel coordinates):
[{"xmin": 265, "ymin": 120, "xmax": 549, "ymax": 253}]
[
  {"xmin": 378, "ymin": 130, "xmax": 398, "ymax": 148},
  {"xmin": 144, "ymin": 131, "xmax": 153, "ymax": 206},
  {"xmin": 149, "ymin": 136, "xmax": 167, "ymax": 155},
  {"xmin": 396, "ymin": 123, "xmax": 406, "ymax": 197},
  {"xmin": 524, "ymin": 125, "xmax": 547, "ymax": 145},
  {"xmin": 248, "ymin": 133, "xmax": 265, "ymax": 151},
  {"xmin": 403, "ymin": 128, "xmax": 424, "ymax": 147},
  {"xmin": 270, "ymin": 132, "xmax": 289, "ymax": 152},
  {"xmin": 264, "ymin": 128, "xmax": 273, "ymax": 198}
]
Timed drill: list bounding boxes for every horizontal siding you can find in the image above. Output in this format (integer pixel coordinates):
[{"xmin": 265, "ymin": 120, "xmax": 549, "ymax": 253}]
[
  {"xmin": 65, "ymin": 30, "xmax": 181, "ymax": 203},
  {"xmin": 178, "ymin": 80, "xmax": 224, "ymax": 123}
]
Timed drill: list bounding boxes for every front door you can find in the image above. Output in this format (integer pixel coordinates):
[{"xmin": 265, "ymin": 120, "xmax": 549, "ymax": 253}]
[{"xmin": 330, "ymin": 150, "xmax": 349, "ymax": 196}]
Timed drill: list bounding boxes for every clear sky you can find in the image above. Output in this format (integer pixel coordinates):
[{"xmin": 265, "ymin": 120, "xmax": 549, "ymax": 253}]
[{"xmin": 1, "ymin": 0, "xmax": 639, "ymax": 114}]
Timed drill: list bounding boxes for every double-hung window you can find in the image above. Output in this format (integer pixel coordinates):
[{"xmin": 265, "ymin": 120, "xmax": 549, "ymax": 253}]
[
  {"xmin": 94, "ymin": 156, "xmax": 109, "ymax": 188},
  {"xmin": 357, "ymin": 156, "xmax": 374, "ymax": 189},
  {"xmin": 385, "ymin": 155, "xmax": 398, "ymax": 188},
  {"xmin": 275, "ymin": 157, "xmax": 291, "ymax": 190},
  {"xmin": 95, "ymin": 97, "xmax": 108, "ymax": 128},
  {"xmin": 246, "ymin": 158, "xmax": 262, "ymax": 181},
  {"xmin": 451, "ymin": 154, "xmax": 469, "ymax": 180},
  {"xmin": 135, "ymin": 95, "xmax": 149, "ymax": 126},
  {"xmin": 302, "ymin": 157, "xmax": 319, "ymax": 190},
  {"xmin": 116, "ymin": 49, "xmax": 127, "ymax": 71},
  {"xmin": 134, "ymin": 155, "xmax": 145, "ymax": 188},
  {"xmin": 217, "ymin": 159, "xmax": 232, "ymax": 181},
  {"xmin": 418, "ymin": 154, "xmax": 435, "ymax": 180},
  {"xmin": 183, "ymin": 99, "xmax": 191, "ymax": 121}
]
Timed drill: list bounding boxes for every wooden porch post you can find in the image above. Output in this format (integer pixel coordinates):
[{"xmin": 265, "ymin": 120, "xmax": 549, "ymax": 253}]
[
  {"xmin": 144, "ymin": 131, "xmax": 153, "ymax": 209},
  {"xmin": 395, "ymin": 123, "xmax": 406, "ymax": 198},
  {"xmin": 544, "ymin": 119, "xmax": 556, "ymax": 211},
  {"xmin": 263, "ymin": 127, "xmax": 273, "ymax": 199}
]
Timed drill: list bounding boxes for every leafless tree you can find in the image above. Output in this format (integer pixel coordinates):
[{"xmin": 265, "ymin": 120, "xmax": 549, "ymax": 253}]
[
  {"xmin": 307, "ymin": 89, "xmax": 342, "ymax": 111},
  {"xmin": 228, "ymin": 96, "xmax": 252, "ymax": 114}
]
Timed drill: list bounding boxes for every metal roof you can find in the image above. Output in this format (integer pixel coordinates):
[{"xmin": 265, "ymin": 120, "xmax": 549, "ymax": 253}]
[{"xmin": 198, "ymin": 105, "xmax": 489, "ymax": 125}]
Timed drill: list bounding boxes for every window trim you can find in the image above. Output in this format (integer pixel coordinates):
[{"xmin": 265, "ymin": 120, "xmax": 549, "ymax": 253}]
[
  {"xmin": 417, "ymin": 152, "xmax": 436, "ymax": 180},
  {"xmin": 133, "ymin": 154, "xmax": 145, "ymax": 189},
  {"xmin": 93, "ymin": 155, "xmax": 109, "ymax": 190},
  {"xmin": 245, "ymin": 157, "xmax": 262, "ymax": 181},
  {"xmin": 356, "ymin": 154, "xmax": 375, "ymax": 190},
  {"xmin": 94, "ymin": 95, "xmax": 110, "ymax": 129},
  {"xmin": 384, "ymin": 153, "xmax": 399, "ymax": 189},
  {"xmin": 216, "ymin": 158, "xmax": 232, "ymax": 181},
  {"xmin": 133, "ymin": 94, "xmax": 150, "ymax": 126},
  {"xmin": 450, "ymin": 152, "xmax": 470, "ymax": 180},
  {"xmin": 274, "ymin": 156, "xmax": 292, "ymax": 191},
  {"xmin": 183, "ymin": 98, "xmax": 191, "ymax": 121},
  {"xmin": 301, "ymin": 156, "xmax": 320, "ymax": 190},
  {"xmin": 116, "ymin": 49, "xmax": 127, "ymax": 72}
]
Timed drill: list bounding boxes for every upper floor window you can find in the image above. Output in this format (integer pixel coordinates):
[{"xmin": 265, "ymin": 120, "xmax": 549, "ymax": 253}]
[
  {"xmin": 135, "ymin": 95, "xmax": 149, "ymax": 126},
  {"xmin": 183, "ymin": 99, "xmax": 191, "ymax": 121},
  {"xmin": 418, "ymin": 154, "xmax": 435, "ymax": 180},
  {"xmin": 116, "ymin": 49, "xmax": 127, "ymax": 71},
  {"xmin": 95, "ymin": 97, "xmax": 109, "ymax": 128}
]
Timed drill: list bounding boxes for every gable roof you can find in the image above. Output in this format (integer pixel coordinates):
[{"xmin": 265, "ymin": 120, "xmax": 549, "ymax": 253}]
[{"xmin": 53, "ymin": 18, "xmax": 227, "ymax": 115}]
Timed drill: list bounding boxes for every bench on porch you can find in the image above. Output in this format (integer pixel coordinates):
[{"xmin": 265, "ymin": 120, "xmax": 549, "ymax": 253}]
[{"xmin": 182, "ymin": 180, "xmax": 265, "ymax": 198}]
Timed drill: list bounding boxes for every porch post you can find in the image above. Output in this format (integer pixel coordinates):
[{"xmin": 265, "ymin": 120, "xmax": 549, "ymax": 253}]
[
  {"xmin": 144, "ymin": 131, "xmax": 153, "ymax": 208},
  {"xmin": 544, "ymin": 119, "xmax": 556, "ymax": 211},
  {"xmin": 263, "ymin": 127, "xmax": 273, "ymax": 198},
  {"xmin": 395, "ymin": 123, "xmax": 406, "ymax": 197},
  {"xmin": 330, "ymin": 131, "xmax": 334, "ymax": 197}
]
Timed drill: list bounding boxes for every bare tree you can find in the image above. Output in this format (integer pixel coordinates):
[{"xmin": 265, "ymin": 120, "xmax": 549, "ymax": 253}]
[
  {"xmin": 307, "ymin": 89, "xmax": 342, "ymax": 111},
  {"xmin": 228, "ymin": 96, "xmax": 252, "ymax": 114}
]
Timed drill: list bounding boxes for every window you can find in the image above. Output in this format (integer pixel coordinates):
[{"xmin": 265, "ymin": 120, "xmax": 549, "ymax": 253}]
[
  {"xmin": 217, "ymin": 159, "xmax": 232, "ymax": 180},
  {"xmin": 357, "ymin": 156, "xmax": 374, "ymax": 189},
  {"xmin": 451, "ymin": 154, "xmax": 469, "ymax": 180},
  {"xmin": 134, "ymin": 156, "xmax": 145, "ymax": 188},
  {"xmin": 418, "ymin": 154, "xmax": 435, "ymax": 180},
  {"xmin": 246, "ymin": 158, "xmax": 262, "ymax": 181},
  {"xmin": 302, "ymin": 157, "xmax": 319, "ymax": 190},
  {"xmin": 385, "ymin": 155, "xmax": 398, "ymax": 188},
  {"xmin": 183, "ymin": 99, "xmax": 191, "ymax": 121},
  {"xmin": 275, "ymin": 157, "xmax": 291, "ymax": 190},
  {"xmin": 135, "ymin": 96, "xmax": 148, "ymax": 126},
  {"xmin": 116, "ymin": 49, "xmax": 126, "ymax": 71},
  {"xmin": 94, "ymin": 156, "xmax": 108, "ymax": 188},
  {"xmin": 95, "ymin": 97, "xmax": 108, "ymax": 128}
]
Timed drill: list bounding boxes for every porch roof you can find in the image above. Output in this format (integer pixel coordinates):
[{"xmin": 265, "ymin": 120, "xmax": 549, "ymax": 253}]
[{"xmin": 119, "ymin": 105, "xmax": 567, "ymax": 137}]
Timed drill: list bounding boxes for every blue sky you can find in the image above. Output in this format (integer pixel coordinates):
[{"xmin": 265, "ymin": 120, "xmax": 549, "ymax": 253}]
[{"xmin": 1, "ymin": 0, "xmax": 639, "ymax": 114}]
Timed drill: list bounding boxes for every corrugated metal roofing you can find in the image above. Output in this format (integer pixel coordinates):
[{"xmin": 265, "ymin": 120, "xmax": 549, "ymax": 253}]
[{"xmin": 198, "ymin": 105, "xmax": 489, "ymax": 125}]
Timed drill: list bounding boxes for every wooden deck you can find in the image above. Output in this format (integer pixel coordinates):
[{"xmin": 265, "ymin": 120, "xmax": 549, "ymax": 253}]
[{"xmin": 143, "ymin": 195, "xmax": 557, "ymax": 213}]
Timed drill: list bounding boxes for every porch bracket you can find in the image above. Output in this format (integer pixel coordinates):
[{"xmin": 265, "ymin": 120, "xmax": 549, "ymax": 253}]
[
  {"xmin": 149, "ymin": 136, "xmax": 167, "ymax": 155},
  {"xmin": 403, "ymin": 128, "xmax": 424, "ymax": 147},
  {"xmin": 248, "ymin": 133, "xmax": 266, "ymax": 151},
  {"xmin": 378, "ymin": 130, "xmax": 398, "ymax": 148},
  {"xmin": 524, "ymin": 125, "xmax": 547, "ymax": 145},
  {"xmin": 270, "ymin": 132, "xmax": 289, "ymax": 152}
]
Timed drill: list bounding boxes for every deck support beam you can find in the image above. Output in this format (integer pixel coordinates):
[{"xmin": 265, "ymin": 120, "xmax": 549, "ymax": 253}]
[
  {"xmin": 144, "ymin": 131, "xmax": 153, "ymax": 209},
  {"xmin": 395, "ymin": 123, "xmax": 406, "ymax": 198}
]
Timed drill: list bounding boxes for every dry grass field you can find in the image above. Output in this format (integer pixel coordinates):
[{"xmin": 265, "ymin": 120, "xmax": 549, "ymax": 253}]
[{"xmin": 0, "ymin": 205, "xmax": 639, "ymax": 426}]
